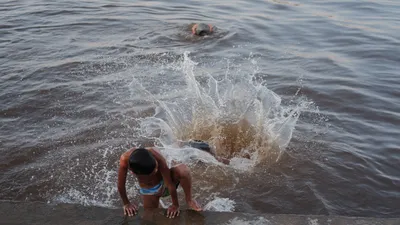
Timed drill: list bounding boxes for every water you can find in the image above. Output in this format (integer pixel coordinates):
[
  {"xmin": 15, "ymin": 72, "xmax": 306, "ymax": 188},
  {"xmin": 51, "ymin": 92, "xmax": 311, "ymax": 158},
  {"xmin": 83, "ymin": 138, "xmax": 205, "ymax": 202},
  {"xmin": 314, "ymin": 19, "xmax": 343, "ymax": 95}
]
[{"xmin": 1, "ymin": 0, "xmax": 400, "ymax": 218}]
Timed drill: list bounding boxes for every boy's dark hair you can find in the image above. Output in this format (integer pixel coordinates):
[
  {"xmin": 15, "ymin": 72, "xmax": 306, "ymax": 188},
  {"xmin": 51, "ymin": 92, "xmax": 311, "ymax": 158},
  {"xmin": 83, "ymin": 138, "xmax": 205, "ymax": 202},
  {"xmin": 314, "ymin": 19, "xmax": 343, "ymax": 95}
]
[{"xmin": 129, "ymin": 148, "xmax": 156, "ymax": 175}]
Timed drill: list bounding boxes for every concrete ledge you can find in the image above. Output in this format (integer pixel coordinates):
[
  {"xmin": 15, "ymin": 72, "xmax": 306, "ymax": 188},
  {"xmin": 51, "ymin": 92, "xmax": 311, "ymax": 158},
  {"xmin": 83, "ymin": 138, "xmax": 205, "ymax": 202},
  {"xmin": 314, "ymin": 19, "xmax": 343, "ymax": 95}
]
[{"xmin": 0, "ymin": 201, "xmax": 399, "ymax": 225}]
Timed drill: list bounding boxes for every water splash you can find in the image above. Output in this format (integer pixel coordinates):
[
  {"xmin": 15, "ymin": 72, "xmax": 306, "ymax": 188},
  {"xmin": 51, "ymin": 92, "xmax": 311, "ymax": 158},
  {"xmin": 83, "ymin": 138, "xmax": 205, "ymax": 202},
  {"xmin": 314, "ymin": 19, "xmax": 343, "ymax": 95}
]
[
  {"xmin": 52, "ymin": 168, "xmax": 121, "ymax": 208},
  {"xmin": 137, "ymin": 52, "xmax": 308, "ymax": 166},
  {"xmin": 204, "ymin": 197, "xmax": 235, "ymax": 212},
  {"xmin": 49, "ymin": 146, "xmax": 134, "ymax": 208},
  {"xmin": 51, "ymin": 51, "xmax": 308, "ymax": 207}
]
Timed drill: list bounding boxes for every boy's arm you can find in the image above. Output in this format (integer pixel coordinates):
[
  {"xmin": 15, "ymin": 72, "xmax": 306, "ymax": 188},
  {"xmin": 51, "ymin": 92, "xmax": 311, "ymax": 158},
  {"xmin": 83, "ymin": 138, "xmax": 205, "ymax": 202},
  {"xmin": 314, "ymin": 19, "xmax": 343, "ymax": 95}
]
[
  {"xmin": 118, "ymin": 152, "xmax": 138, "ymax": 216},
  {"xmin": 149, "ymin": 149, "xmax": 179, "ymax": 207},
  {"xmin": 117, "ymin": 154, "xmax": 130, "ymax": 205}
]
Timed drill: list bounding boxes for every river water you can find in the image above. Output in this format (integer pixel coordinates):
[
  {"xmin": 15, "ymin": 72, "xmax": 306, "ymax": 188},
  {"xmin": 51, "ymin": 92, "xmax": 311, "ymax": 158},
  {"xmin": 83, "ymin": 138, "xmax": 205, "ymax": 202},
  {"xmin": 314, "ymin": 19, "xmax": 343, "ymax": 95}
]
[{"xmin": 1, "ymin": 0, "xmax": 399, "ymax": 218}]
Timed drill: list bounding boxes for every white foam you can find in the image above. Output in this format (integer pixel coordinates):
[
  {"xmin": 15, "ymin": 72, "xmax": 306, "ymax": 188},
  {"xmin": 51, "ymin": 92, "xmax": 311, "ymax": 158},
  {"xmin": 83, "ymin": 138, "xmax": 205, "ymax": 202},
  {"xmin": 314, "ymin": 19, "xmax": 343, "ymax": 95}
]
[
  {"xmin": 53, "ymin": 188, "xmax": 114, "ymax": 208},
  {"xmin": 229, "ymin": 157, "xmax": 256, "ymax": 171},
  {"xmin": 52, "ymin": 169, "xmax": 126, "ymax": 208},
  {"xmin": 226, "ymin": 217, "xmax": 271, "ymax": 225},
  {"xmin": 204, "ymin": 197, "xmax": 235, "ymax": 212},
  {"xmin": 308, "ymin": 218, "xmax": 320, "ymax": 225}
]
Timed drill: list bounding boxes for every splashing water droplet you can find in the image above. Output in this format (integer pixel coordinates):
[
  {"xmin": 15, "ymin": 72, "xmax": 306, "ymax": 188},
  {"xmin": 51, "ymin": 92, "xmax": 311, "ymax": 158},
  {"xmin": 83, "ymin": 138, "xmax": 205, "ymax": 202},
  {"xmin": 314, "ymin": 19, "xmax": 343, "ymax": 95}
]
[{"xmin": 135, "ymin": 52, "xmax": 309, "ymax": 167}]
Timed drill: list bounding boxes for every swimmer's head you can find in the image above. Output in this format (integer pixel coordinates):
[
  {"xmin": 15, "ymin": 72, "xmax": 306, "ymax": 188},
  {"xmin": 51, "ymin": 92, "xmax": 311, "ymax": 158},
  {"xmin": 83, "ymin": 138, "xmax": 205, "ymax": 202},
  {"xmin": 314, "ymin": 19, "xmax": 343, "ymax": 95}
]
[
  {"xmin": 129, "ymin": 148, "xmax": 157, "ymax": 175},
  {"xmin": 192, "ymin": 23, "xmax": 213, "ymax": 36}
]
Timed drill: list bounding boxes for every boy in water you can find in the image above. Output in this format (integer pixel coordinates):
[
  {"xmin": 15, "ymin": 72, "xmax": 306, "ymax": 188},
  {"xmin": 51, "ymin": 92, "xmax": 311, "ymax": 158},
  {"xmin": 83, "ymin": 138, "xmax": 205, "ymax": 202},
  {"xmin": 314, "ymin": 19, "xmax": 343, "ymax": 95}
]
[
  {"xmin": 191, "ymin": 23, "xmax": 213, "ymax": 36},
  {"xmin": 179, "ymin": 140, "xmax": 230, "ymax": 165},
  {"xmin": 117, "ymin": 147, "xmax": 202, "ymax": 218}
]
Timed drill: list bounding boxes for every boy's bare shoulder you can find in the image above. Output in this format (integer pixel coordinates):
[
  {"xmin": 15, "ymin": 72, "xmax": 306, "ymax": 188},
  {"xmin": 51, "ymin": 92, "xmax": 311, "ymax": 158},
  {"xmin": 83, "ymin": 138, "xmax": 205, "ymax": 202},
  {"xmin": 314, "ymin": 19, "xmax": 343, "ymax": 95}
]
[
  {"xmin": 147, "ymin": 147, "xmax": 164, "ymax": 158},
  {"xmin": 120, "ymin": 148, "xmax": 136, "ymax": 161},
  {"xmin": 120, "ymin": 147, "xmax": 162, "ymax": 162}
]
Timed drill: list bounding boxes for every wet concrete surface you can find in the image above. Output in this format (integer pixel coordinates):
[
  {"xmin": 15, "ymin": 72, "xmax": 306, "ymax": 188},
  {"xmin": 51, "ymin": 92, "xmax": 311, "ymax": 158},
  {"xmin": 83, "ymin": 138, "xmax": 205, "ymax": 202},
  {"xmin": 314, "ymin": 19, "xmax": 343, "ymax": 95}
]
[{"xmin": 1, "ymin": 201, "xmax": 399, "ymax": 225}]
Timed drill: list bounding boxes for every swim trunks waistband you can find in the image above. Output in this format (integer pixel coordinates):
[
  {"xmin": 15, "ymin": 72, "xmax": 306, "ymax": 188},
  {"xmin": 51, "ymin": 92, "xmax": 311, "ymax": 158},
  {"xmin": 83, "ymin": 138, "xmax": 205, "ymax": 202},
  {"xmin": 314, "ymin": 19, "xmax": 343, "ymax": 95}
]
[
  {"xmin": 139, "ymin": 180, "xmax": 180, "ymax": 197},
  {"xmin": 139, "ymin": 180, "xmax": 164, "ymax": 195}
]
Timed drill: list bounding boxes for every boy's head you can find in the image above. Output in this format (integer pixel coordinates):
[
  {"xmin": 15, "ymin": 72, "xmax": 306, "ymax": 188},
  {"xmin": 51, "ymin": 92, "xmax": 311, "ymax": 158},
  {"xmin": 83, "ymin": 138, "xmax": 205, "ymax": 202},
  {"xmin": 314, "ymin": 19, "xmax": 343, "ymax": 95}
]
[
  {"xmin": 129, "ymin": 148, "xmax": 157, "ymax": 175},
  {"xmin": 192, "ymin": 23, "xmax": 213, "ymax": 36}
]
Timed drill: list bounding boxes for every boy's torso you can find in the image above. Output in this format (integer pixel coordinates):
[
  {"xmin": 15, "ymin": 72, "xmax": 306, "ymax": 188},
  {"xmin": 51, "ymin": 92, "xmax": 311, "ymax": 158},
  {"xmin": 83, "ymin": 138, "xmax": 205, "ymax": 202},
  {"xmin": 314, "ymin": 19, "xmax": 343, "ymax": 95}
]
[
  {"xmin": 135, "ymin": 171, "xmax": 163, "ymax": 189},
  {"xmin": 126, "ymin": 148, "xmax": 164, "ymax": 189}
]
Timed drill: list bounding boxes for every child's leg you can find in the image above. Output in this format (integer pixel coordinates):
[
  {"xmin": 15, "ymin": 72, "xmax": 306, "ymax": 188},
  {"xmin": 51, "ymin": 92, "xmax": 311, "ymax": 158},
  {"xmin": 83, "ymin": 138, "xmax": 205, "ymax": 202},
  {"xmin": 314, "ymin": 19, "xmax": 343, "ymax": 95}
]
[
  {"xmin": 142, "ymin": 195, "xmax": 160, "ymax": 209},
  {"xmin": 170, "ymin": 164, "xmax": 202, "ymax": 211}
]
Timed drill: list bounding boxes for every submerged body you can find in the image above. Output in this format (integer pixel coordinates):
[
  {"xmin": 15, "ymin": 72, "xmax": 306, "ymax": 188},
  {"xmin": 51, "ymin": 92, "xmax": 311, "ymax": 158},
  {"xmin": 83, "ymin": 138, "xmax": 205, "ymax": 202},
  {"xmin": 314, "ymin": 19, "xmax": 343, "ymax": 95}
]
[{"xmin": 179, "ymin": 140, "xmax": 230, "ymax": 165}]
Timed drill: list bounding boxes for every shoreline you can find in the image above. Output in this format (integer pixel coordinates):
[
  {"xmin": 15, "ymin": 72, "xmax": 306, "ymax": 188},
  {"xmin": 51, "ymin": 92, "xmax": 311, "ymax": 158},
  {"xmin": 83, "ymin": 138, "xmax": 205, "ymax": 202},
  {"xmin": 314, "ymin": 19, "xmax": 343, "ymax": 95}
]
[{"xmin": 1, "ymin": 201, "xmax": 399, "ymax": 225}]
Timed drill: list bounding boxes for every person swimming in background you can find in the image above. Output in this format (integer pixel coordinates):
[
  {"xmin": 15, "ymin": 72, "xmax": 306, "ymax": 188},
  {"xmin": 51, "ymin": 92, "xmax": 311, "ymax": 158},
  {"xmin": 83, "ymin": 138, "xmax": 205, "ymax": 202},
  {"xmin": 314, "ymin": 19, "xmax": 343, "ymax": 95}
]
[
  {"xmin": 178, "ymin": 139, "xmax": 230, "ymax": 165},
  {"xmin": 117, "ymin": 147, "xmax": 202, "ymax": 218},
  {"xmin": 191, "ymin": 23, "xmax": 214, "ymax": 36}
]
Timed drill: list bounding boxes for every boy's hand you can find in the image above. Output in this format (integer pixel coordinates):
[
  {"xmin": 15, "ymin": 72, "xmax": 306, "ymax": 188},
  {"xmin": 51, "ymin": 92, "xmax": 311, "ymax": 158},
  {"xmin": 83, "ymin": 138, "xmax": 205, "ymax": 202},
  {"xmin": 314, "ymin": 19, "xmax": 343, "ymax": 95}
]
[
  {"xmin": 123, "ymin": 203, "xmax": 138, "ymax": 216},
  {"xmin": 166, "ymin": 204, "xmax": 180, "ymax": 218}
]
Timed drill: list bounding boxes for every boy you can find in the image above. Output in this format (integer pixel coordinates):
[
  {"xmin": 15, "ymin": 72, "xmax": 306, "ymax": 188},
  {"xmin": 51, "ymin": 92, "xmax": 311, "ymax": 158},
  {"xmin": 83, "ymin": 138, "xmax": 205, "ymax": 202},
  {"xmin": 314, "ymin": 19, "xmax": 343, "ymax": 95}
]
[
  {"xmin": 191, "ymin": 23, "xmax": 214, "ymax": 36},
  {"xmin": 117, "ymin": 147, "xmax": 202, "ymax": 218},
  {"xmin": 179, "ymin": 140, "xmax": 230, "ymax": 165}
]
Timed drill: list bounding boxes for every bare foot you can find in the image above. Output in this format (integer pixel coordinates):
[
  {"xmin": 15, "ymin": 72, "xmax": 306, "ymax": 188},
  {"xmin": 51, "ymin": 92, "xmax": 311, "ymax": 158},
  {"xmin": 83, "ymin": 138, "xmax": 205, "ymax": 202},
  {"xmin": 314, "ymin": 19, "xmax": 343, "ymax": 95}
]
[{"xmin": 187, "ymin": 199, "xmax": 202, "ymax": 211}]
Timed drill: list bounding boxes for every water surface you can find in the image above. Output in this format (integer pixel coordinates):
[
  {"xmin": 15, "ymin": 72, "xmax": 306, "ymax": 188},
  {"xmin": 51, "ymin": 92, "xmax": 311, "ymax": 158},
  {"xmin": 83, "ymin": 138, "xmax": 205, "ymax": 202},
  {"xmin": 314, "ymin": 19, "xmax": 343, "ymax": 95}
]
[{"xmin": 1, "ymin": 0, "xmax": 400, "ymax": 218}]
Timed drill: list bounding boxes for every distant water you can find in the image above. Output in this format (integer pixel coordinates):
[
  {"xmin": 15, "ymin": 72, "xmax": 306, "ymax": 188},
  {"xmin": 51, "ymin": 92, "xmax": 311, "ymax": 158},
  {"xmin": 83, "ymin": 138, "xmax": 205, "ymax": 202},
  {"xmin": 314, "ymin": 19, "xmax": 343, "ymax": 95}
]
[{"xmin": 1, "ymin": 0, "xmax": 399, "ymax": 218}]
